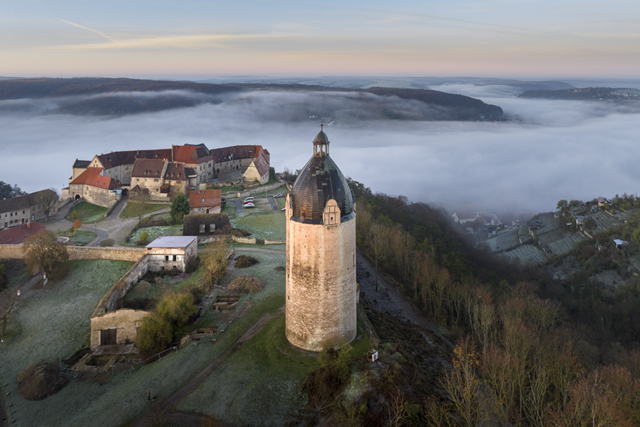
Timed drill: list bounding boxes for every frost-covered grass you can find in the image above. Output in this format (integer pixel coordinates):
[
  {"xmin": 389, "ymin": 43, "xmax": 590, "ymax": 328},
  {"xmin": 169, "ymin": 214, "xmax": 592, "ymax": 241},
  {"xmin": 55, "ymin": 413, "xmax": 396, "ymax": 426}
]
[
  {"xmin": 231, "ymin": 212, "xmax": 286, "ymax": 241},
  {"xmin": 120, "ymin": 202, "xmax": 167, "ymax": 219},
  {"xmin": 0, "ymin": 243, "xmax": 289, "ymax": 427},
  {"xmin": 0, "ymin": 260, "xmax": 134, "ymax": 426},
  {"xmin": 126, "ymin": 225, "xmax": 183, "ymax": 245},
  {"xmin": 56, "ymin": 230, "xmax": 97, "ymax": 246},
  {"xmin": 69, "ymin": 202, "xmax": 109, "ymax": 224},
  {"xmin": 177, "ymin": 314, "xmax": 319, "ymax": 426}
]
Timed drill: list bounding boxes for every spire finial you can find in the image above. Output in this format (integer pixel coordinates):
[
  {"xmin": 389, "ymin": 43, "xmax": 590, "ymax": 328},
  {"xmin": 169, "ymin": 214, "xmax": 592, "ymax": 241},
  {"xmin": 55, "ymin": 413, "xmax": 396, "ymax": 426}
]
[{"xmin": 321, "ymin": 123, "xmax": 323, "ymax": 131}]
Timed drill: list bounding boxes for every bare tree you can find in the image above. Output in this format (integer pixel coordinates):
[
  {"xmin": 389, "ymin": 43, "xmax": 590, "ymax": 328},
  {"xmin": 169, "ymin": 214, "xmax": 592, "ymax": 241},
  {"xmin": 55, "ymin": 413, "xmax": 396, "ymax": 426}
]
[
  {"xmin": 126, "ymin": 190, "xmax": 150, "ymax": 223},
  {"xmin": 367, "ymin": 222, "xmax": 388, "ymax": 292},
  {"xmin": 36, "ymin": 188, "xmax": 59, "ymax": 222}
]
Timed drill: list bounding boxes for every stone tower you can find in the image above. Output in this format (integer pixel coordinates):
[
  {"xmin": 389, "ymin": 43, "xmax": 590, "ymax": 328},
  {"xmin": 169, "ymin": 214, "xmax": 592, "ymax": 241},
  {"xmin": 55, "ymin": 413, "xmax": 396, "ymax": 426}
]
[{"xmin": 285, "ymin": 126, "xmax": 357, "ymax": 352}]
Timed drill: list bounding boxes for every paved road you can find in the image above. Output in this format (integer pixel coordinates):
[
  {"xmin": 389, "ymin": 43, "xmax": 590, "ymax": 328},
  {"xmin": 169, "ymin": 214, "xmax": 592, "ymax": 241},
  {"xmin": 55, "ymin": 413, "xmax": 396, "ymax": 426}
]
[
  {"xmin": 231, "ymin": 200, "xmax": 244, "ymax": 215},
  {"xmin": 268, "ymin": 197, "xmax": 280, "ymax": 213}
]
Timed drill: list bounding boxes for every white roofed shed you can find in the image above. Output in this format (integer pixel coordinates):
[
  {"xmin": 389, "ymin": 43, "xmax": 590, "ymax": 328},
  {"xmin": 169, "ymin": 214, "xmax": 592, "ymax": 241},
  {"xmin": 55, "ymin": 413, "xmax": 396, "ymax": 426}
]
[{"xmin": 145, "ymin": 236, "xmax": 197, "ymax": 272}]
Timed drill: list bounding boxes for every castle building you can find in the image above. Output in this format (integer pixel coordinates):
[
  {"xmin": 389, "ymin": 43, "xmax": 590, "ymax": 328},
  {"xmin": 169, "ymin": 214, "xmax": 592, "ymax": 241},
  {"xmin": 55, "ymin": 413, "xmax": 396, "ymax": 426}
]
[{"xmin": 285, "ymin": 126, "xmax": 357, "ymax": 352}]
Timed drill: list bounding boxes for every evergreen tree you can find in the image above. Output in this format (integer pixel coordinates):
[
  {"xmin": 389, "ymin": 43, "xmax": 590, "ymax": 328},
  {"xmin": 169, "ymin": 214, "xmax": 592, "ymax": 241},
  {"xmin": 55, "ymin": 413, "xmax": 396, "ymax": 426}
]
[{"xmin": 170, "ymin": 193, "xmax": 190, "ymax": 224}]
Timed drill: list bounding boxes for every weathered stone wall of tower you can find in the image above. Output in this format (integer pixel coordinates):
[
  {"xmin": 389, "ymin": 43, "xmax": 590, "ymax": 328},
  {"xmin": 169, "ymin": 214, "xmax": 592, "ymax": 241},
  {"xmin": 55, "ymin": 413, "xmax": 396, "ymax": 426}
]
[{"xmin": 285, "ymin": 195, "xmax": 357, "ymax": 351}]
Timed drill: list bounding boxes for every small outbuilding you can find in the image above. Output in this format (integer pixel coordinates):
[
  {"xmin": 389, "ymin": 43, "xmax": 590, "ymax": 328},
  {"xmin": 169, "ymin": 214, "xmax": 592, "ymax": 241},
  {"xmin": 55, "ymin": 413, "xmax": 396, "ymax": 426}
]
[
  {"xmin": 145, "ymin": 235, "xmax": 197, "ymax": 272},
  {"xmin": 189, "ymin": 189, "xmax": 223, "ymax": 214}
]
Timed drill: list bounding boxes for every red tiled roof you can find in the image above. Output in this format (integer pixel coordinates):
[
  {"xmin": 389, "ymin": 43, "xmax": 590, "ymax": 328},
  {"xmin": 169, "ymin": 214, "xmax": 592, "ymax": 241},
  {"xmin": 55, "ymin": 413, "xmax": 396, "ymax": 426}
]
[
  {"xmin": 189, "ymin": 189, "xmax": 222, "ymax": 208},
  {"xmin": 70, "ymin": 167, "xmax": 121, "ymax": 190},
  {"xmin": 172, "ymin": 144, "xmax": 212, "ymax": 164},
  {"xmin": 0, "ymin": 222, "xmax": 46, "ymax": 244},
  {"xmin": 131, "ymin": 159, "xmax": 166, "ymax": 178}
]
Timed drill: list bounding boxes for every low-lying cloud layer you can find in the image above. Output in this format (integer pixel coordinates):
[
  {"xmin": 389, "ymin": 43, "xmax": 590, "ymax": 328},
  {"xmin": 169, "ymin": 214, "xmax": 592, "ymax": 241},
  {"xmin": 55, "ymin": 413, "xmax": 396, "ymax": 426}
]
[{"xmin": 1, "ymin": 87, "xmax": 638, "ymax": 214}]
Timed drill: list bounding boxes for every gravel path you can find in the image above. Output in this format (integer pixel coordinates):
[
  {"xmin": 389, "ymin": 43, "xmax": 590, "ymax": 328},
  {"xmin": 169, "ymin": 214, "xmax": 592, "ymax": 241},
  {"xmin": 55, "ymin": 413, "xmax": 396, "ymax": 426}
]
[{"xmin": 231, "ymin": 200, "xmax": 244, "ymax": 215}]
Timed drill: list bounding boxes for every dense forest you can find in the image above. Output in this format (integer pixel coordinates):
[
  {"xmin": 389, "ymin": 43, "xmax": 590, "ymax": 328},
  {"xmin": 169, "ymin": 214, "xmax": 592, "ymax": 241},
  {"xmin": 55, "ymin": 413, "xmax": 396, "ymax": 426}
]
[{"xmin": 309, "ymin": 180, "xmax": 640, "ymax": 426}]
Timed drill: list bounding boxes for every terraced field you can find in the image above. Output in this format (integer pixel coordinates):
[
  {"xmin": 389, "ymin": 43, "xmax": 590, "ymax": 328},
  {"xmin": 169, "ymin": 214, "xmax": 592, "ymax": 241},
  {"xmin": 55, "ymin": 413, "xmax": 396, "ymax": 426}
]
[
  {"xmin": 502, "ymin": 245, "xmax": 548, "ymax": 264},
  {"xmin": 547, "ymin": 233, "xmax": 588, "ymax": 255},
  {"xmin": 484, "ymin": 228, "xmax": 520, "ymax": 252},
  {"xmin": 518, "ymin": 224, "xmax": 534, "ymax": 244},
  {"xmin": 591, "ymin": 211, "xmax": 623, "ymax": 233}
]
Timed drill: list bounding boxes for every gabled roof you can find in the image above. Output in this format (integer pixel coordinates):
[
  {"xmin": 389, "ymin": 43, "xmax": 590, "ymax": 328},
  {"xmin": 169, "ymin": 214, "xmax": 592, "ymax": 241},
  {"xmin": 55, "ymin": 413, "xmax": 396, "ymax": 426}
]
[
  {"xmin": 164, "ymin": 162, "xmax": 186, "ymax": 181},
  {"xmin": 172, "ymin": 144, "xmax": 212, "ymax": 164},
  {"xmin": 73, "ymin": 159, "xmax": 91, "ymax": 169},
  {"xmin": 0, "ymin": 222, "xmax": 46, "ymax": 244},
  {"xmin": 97, "ymin": 149, "xmax": 172, "ymax": 169},
  {"xmin": 0, "ymin": 195, "xmax": 31, "ymax": 213},
  {"xmin": 190, "ymin": 189, "xmax": 222, "ymax": 208},
  {"xmin": 210, "ymin": 145, "xmax": 263, "ymax": 163},
  {"xmin": 70, "ymin": 167, "xmax": 121, "ymax": 190},
  {"xmin": 131, "ymin": 159, "xmax": 166, "ymax": 178},
  {"xmin": 252, "ymin": 152, "xmax": 270, "ymax": 177}
]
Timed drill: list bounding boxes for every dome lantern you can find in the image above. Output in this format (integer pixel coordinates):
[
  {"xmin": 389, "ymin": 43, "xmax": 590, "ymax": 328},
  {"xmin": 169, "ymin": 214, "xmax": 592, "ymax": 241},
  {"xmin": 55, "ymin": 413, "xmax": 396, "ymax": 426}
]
[{"xmin": 313, "ymin": 124, "xmax": 330, "ymax": 156}]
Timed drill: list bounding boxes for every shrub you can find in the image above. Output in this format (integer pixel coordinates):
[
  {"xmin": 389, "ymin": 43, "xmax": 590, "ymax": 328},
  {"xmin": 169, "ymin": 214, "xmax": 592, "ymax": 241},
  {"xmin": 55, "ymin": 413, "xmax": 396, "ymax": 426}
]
[
  {"xmin": 72, "ymin": 219, "xmax": 82, "ymax": 230},
  {"xmin": 139, "ymin": 231, "xmax": 150, "ymax": 245},
  {"xmin": 99, "ymin": 238, "xmax": 114, "ymax": 247},
  {"xmin": 136, "ymin": 313, "xmax": 172, "ymax": 357},
  {"xmin": 235, "ymin": 255, "xmax": 259, "ymax": 268},
  {"xmin": 69, "ymin": 211, "xmax": 80, "ymax": 221},
  {"xmin": 185, "ymin": 255, "xmax": 199, "ymax": 273},
  {"xmin": 156, "ymin": 293, "xmax": 198, "ymax": 328},
  {"xmin": 68, "ymin": 227, "xmax": 75, "ymax": 234}
]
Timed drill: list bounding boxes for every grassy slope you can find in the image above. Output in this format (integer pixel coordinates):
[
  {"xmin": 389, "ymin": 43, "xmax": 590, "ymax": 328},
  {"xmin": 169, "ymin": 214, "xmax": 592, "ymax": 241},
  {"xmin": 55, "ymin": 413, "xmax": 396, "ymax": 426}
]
[
  {"xmin": 124, "ymin": 225, "xmax": 183, "ymax": 246},
  {"xmin": 120, "ymin": 203, "xmax": 167, "ymax": 219},
  {"xmin": 0, "ymin": 260, "xmax": 134, "ymax": 426},
  {"xmin": 69, "ymin": 202, "xmax": 109, "ymax": 224},
  {"xmin": 177, "ymin": 314, "xmax": 319, "ymax": 426}
]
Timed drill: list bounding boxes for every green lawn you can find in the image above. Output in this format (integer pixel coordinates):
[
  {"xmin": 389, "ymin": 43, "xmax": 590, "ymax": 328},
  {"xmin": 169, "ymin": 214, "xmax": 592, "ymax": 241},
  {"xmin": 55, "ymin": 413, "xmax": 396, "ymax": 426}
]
[
  {"xmin": 69, "ymin": 202, "xmax": 109, "ymax": 224},
  {"xmin": 231, "ymin": 211, "xmax": 286, "ymax": 241},
  {"xmin": 55, "ymin": 230, "xmax": 98, "ymax": 246},
  {"xmin": 120, "ymin": 202, "xmax": 168, "ymax": 219}
]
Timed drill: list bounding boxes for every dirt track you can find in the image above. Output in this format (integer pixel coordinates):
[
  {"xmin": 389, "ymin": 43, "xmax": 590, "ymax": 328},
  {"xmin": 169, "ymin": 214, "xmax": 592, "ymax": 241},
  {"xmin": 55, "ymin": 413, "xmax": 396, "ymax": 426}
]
[
  {"xmin": 134, "ymin": 311, "xmax": 277, "ymax": 427},
  {"xmin": 356, "ymin": 249, "xmax": 454, "ymax": 350}
]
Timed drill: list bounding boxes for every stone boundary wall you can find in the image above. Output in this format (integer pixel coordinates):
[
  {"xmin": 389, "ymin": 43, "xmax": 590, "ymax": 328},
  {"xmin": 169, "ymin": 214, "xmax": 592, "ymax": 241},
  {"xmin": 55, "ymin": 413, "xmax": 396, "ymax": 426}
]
[
  {"xmin": 67, "ymin": 246, "xmax": 145, "ymax": 262},
  {"xmin": 92, "ymin": 254, "xmax": 149, "ymax": 317},
  {"xmin": 0, "ymin": 245, "xmax": 145, "ymax": 262},
  {"xmin": 197, "ymin": 235, "xmax": 230, "ymax": 244},
  {"xmin": 264, "ymin": 239, "xmax": 286, "ymax": 245},
  {"xmin": 226, "ymin": 181, "xmax": 285, "ymax": 199},
  {"xmin": 231, "ymin": 235, "xmax": 257, "ymax": 244}
]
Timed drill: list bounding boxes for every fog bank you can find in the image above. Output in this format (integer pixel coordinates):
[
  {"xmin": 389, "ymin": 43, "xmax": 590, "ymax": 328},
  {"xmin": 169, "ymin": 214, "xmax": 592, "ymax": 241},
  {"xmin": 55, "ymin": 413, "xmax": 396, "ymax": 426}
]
[{"xmin": 1, "ymin": 88, "xmax": 638, "ymax": 214}]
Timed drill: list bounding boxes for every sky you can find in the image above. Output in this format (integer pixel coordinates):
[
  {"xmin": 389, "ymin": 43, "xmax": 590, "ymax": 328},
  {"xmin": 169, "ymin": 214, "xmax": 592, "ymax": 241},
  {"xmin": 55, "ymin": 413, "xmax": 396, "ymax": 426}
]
[
  {"xmin": 2, "ymin": 86, "xmax": 639, "ymax": 214},
  {"xmin": 1, "ymin": 0, "xmax": 639, "ymax": 78}
]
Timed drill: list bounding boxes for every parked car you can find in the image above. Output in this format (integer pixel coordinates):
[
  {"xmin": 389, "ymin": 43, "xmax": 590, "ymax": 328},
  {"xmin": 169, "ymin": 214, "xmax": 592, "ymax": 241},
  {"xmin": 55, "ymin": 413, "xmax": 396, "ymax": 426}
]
[
  {"xmin": 244, "ymin": 197, "xmax": 254, "ymax": 202},
  {"xmin": 273, "ymin": 193, "xmax": 283, "ymax": 198},
  {"xmin": 244, "ymin": 202, "xmax": 255, "ymax": 208}
]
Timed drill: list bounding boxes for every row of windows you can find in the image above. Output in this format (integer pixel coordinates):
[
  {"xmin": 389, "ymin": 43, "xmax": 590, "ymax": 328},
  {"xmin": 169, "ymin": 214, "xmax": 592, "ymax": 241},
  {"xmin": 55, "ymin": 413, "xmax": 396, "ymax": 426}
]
[{"xmin": 3, "ymin": 210, "xmax": 26, "ymax": 218}]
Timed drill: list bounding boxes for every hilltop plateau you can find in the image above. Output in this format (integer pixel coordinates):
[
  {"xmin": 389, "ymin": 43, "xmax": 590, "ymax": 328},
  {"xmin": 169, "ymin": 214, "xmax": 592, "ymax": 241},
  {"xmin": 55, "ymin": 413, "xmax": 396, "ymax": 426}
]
[{"xmin": 0, "ymin": 77, "xmax": 504, "ymax": 121}]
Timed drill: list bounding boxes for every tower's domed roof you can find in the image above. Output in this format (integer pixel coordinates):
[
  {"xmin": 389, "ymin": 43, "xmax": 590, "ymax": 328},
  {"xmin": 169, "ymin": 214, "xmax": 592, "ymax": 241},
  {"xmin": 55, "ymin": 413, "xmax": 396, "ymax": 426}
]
[{"xmin": 290, "ymin": 128, "xmax": 354, "ymax": 223}]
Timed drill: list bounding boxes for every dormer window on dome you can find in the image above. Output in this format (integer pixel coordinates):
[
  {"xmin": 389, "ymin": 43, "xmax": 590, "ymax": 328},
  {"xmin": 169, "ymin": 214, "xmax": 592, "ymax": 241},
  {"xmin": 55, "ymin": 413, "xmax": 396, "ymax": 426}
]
[{"xmin": 313, "ymin": 124, "xmax": 330, "ymax": 157}]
